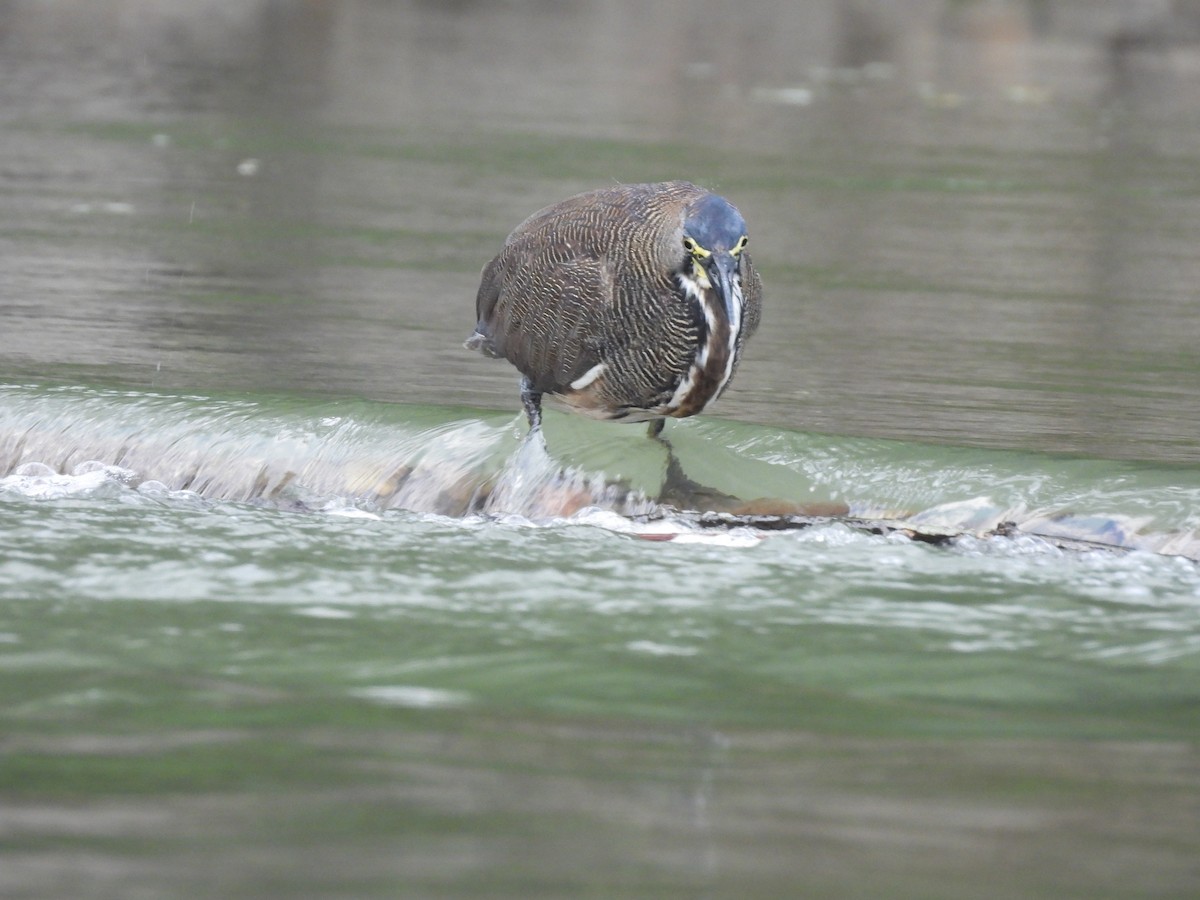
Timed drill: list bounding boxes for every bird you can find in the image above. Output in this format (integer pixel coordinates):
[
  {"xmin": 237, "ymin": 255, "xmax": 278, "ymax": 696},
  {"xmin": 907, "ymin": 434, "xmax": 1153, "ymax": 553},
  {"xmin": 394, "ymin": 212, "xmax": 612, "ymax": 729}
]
[{"xmin": 464, "ymin": 181, "xmax": 762, "ymax": 436}]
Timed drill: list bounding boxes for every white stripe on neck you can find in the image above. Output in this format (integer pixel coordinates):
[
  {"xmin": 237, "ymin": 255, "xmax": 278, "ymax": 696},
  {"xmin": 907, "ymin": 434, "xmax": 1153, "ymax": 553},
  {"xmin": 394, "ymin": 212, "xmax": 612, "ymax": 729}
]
[{"xmin": 665, "ymin": 271, "xmax": 744, "ymax": 412}]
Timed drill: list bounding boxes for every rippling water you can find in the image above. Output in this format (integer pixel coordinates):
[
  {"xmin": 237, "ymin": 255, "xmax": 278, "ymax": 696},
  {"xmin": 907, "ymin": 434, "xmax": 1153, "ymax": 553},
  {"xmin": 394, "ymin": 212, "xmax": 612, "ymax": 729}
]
[
  {"xmin": 3, "ymin": 1, "xmax": 1200, "ymax": 897},
  {"xmin": 3, "ymin": 384, "xmax": 1199, "ymax": 896}
]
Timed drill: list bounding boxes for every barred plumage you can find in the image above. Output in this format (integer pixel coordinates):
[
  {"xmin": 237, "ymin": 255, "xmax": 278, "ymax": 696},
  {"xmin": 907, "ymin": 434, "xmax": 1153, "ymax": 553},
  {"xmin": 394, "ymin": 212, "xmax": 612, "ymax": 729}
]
[{"xmin": 465, "ymin": 181, "xmax": 763, "ymax": 429}]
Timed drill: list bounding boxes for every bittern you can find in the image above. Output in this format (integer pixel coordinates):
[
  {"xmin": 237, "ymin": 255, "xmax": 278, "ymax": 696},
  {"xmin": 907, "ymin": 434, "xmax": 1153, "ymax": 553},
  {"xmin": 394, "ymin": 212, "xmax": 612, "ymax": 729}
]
[{"xmin": 465, "ymin": 181, "xmax": 762, "ymax": 435}]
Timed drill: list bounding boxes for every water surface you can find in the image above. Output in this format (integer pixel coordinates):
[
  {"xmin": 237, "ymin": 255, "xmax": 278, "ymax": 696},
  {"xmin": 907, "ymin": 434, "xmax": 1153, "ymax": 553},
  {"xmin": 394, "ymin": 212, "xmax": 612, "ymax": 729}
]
[{"xmin": 2, "ymin": 2, "xmax": 1200, "ymax": 898}]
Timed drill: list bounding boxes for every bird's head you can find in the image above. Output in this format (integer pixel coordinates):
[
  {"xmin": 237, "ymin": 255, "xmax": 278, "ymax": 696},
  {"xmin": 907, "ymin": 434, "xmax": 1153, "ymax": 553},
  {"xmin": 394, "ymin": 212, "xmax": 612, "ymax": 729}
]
[{"xmin": 679, "ymin": 193, "xmax": 749, "ymax": 323}]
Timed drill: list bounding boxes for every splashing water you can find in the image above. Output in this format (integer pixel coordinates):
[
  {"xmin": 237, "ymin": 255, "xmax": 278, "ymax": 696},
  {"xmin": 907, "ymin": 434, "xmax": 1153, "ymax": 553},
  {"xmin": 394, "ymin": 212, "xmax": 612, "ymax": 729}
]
[{"xmin": 2, "ymin": 383, "xmax": 1198, "ymax": 558}]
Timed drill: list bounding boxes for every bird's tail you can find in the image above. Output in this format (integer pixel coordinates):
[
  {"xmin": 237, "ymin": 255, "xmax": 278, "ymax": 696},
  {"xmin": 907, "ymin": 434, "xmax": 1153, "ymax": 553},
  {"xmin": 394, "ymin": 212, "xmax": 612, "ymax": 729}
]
[{"xmin": 463, "ymin": 325, "xmax": 499, "ymax": 358}]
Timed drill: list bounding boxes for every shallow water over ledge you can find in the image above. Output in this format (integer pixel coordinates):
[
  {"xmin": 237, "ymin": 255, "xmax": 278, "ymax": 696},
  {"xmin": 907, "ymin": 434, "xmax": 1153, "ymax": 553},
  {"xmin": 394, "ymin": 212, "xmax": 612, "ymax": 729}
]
[{"xmin": 4, "ymin": 382, "xmax": 1199, "ymax": 554}]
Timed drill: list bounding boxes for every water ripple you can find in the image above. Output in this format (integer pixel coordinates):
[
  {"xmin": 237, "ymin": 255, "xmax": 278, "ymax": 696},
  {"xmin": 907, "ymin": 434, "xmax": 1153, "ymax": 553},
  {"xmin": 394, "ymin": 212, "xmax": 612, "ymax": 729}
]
[{"xmin": 2, "ymin": 384, "xmax": 1199, "ymax": 676}]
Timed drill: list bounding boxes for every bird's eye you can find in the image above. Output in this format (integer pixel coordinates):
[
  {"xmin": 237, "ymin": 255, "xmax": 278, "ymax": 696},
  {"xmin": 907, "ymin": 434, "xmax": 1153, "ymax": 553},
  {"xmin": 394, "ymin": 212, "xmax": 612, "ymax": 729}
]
[
  {"xmin": 730, "ymin": 236, "xmax": 749, "ymax": 256},
  {"xmin": 682, "ymin": 236, "xmax": 698, "ymax": 253}
]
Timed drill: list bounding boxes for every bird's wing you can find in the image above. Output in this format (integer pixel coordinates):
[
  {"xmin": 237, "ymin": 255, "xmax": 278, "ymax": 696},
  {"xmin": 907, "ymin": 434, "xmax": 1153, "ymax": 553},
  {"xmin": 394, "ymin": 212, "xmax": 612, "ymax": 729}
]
[{"xmin": 477, "ymin": 239, "xmax": 614, "ymax": 394}]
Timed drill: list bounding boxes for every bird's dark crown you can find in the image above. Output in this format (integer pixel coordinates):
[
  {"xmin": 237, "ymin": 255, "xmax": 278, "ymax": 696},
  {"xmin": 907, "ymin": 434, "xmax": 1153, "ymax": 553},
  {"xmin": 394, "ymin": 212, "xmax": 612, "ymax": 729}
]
[{"xmin": 682, "ymin": 194, "xmax": 747, "ymax": 252}]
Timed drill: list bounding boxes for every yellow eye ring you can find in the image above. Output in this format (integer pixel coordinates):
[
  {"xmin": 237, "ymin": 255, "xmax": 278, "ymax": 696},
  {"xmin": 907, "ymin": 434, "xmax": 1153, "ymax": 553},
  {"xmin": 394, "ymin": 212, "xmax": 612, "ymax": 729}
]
[
  {"xmin": 682, "ymin": 236, "xmax": 711, "ymax": 258},
  {"xmin": 730, "ymin": 235, "xmax": 749, "ymax": 256}
]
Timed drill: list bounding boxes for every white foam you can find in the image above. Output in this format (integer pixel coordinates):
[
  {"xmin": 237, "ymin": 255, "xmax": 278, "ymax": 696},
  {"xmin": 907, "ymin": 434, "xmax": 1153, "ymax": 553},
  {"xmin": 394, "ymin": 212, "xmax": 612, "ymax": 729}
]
[
  {"xmin": 351, "ymin": 685, "xmax": 471, "ymax": 709},
  {"xmin": 626, "ymin": 640, "xmax": 700, "ymax": 657},
  {"xmin": 0, "ymin": 464, "xmax": 138, "ymax": 500},
  {"xmin": 294, "ymin": 606, "xmax": 356, "ymax": 620}
]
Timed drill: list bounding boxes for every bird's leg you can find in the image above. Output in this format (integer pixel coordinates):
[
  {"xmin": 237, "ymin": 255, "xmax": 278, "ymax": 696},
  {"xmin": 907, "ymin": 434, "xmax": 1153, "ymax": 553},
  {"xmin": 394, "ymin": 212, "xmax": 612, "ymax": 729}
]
[
  {"xmin": 519, "ymin": 376, "xmax": 543, "ymax": 432},
  {"xmin": 646, "ymin": 418, "xmax": 665, "ymax": 439}
]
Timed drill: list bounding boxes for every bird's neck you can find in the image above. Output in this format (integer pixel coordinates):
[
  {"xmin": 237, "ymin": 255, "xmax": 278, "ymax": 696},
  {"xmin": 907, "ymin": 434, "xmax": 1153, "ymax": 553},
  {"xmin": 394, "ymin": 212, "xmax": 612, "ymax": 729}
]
[{"xmin": 667, "ymin": 272, "xmax": 743, "ymax": 416}]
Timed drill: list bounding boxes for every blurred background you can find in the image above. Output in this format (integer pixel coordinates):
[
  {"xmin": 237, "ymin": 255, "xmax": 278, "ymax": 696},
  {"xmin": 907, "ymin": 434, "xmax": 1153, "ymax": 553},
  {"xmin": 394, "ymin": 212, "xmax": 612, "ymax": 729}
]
[{"xmin": 3, "ymin": 0, "xmax": 1199, "ymax": 462}]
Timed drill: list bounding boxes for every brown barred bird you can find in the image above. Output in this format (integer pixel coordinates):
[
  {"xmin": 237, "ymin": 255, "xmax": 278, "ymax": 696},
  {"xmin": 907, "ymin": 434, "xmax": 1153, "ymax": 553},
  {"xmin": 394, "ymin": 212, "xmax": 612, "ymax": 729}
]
[{"xmin": 464, "ymin": 181, "xmax": 763, "ymax": 436}]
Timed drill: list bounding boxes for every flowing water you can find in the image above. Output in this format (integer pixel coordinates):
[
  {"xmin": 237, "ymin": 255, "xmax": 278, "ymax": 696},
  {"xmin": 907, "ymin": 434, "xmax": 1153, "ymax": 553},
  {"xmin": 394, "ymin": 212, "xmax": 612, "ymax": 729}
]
[{"xmin": 3, "ymin": 2, "xmax": 1200, "ymax": 898}]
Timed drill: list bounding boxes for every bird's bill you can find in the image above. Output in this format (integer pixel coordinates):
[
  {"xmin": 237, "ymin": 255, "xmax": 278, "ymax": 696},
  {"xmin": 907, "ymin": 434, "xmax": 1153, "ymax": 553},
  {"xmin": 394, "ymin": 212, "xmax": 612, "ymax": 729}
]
[{"xmin": 704, "ymin": 251, "xmax": 741, "ymax": 322}]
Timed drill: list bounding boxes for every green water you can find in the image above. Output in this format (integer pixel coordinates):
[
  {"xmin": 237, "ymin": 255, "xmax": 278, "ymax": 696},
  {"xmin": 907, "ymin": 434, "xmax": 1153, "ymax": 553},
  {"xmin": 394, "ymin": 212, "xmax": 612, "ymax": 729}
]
[
  {"xmin": 2, "ymin": 385, "xmax": 1199, "ymax": 898},
  {"xmin": 3, "ymin": 1, "xmax": 1200, "ymax": 897}
]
